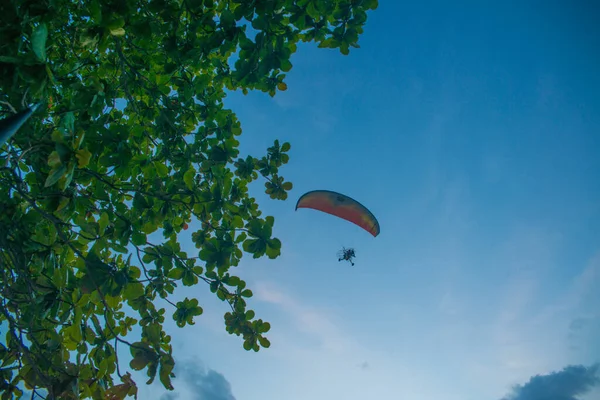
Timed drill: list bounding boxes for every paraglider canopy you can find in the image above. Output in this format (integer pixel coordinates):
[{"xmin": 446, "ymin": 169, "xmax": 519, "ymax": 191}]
[{"xmin": 295, "ymin": 190, "xmax": 380, "ymax": 237}]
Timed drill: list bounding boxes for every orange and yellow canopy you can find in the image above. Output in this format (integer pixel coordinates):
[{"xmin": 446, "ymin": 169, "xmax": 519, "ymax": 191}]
[{"xmin": 295, "ymin": 190, "xmax": 380, "ymax": 237}]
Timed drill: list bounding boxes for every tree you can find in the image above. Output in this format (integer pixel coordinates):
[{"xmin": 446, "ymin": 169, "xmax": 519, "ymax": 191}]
[{"xmin": 0, "ymin": 0, "xmax": 378, "ymax": 398}]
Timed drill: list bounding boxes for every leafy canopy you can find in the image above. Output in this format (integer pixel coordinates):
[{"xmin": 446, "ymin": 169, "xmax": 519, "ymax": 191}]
[{"xmin": 0, "ymin": 0, "xmax": 378, "ymax": 398}]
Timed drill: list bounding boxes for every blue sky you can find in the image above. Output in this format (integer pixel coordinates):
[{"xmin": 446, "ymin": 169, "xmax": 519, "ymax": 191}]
[{"xmin": 134, "ymin": 2, "xmax": 600, "ymax": 400}]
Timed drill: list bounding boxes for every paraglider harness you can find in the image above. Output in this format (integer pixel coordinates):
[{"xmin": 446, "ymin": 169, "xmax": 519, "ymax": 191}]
[{"xmin": 338, "ymin": 247, "xmax": 356, "ymax": 266}]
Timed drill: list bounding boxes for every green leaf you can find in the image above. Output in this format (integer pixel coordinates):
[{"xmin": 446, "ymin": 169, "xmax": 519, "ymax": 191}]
[
  {"xmin": 98, "ymin": 358, "xmax": 109, "ymax": 378},
  {"xmin": 145, "ymin": 324, "xmax": 161, "ymax": 344},
  {"xmin": 159, "ymin": 355, "xmax": 175, "ymax": 390},
  {"xmin": 31, "ymin": 23, "xmax": 48, "ymax": 61},
  {"xmin": 258, "ymin": 336, "xmax": 271, "ymax": 348},
  {"xmin": 44, "ymin": 165, "xmax": 67, "ymax": 187},
  {"xmin": 340, "ymin": 44, "xmax": 350, "ymax": 55},
  {"xmin": 225, "ymin": 275, "xmax": 238, "ymax": 287},
  {"xmin": 167, "ymin": 267, "xmax": 184, "ymax": 280},
  {"xmin": 364, "ymin": 0, "xmax": 379, "ymax": 10},
  {"xmin": 205, "ymin": 270, "xmax": 217, "ymax": 280},
  {"xmin": 112, "ymin": 242, "xmax": 128, "ymax": 253},
  {"xmin": 182, "ymin": 269, "xmax": 198, "ymax": 286},
  {"xmin": 124, "ymin": 282, "xmax": 145, "ymax": 301},
  {"xmin": 155, "ymin": 162, "xmax": 168, "ymax": 178},
  {"xmin": 260, "ymin": 322, "xmax": 271, "ymax": 333},
  {"xmin": 60, "ymin": 162, "xmax": 76, "ymax": 190},
  {"xmin": 48, "ymin": 151, "xmax": 61, "ymax": 167},
  {"xmin": 131, "ymin": 232, "xmax": 147, "ymax": 246},
  {"xmin": 75, "ymin": 131, "xmax": 86, "ymax": 150},
  {"xmin": 183, "ymin": 167, "xmax": 195, "ymax": 190},
  {"xmin": 192, "ymin": 266, "xmax": 203, "ymax": 275},
  {"xmin": 56, "ymin": 196, "xmax": 70, "ymax": 211},
  {"xmin": 232, "ymin": 215, "xmax": 244, "ymax": 229},
  {"xmin": 133, "ymin": 192, "xmax": 150, "ymax": 209},
  {"xmin": 280, "ymin": 59, "xmax": 292, "ymax": 72},
  {"xmin": 98, "ymin": 212, "xmax": 109, "ymax": 235},
  {"xmin": 130, "ymin": 349, "xmax": 153, "ymax": 371},
  {"xmin": 0, "ymin": 56, "xmax": 20, "ymax": 63},
  {"xmin": 243, "ymin": 237, "xmax": 267, "ymax": 258},
  {"xmin": 265, "ymin": 238, "xmax": 281, "ymax": 259},
  {"xmin": 173, "ymin": 298, "xmax": 203, "ymax": 327},
  {"xmin": 62, "ymin": 112, "xmax": 75, "ymax": 134}
]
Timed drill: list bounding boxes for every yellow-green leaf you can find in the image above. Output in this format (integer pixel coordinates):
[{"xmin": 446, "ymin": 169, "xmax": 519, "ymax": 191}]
[
  {"xmin": 154, "ymin": 162, "xmax": 168, "ymax": 178},
  {"xmin": 46, "ymin": 64, "xmax": 57, "ymax": 86},
  {"xmin": 67, "ymin": 323, "xmax": 82, "ymax": 342},
  {"xmin": 106, "ymin": 295, "xmax": 120, "ymax": 308},
  {"xmin": 124, "ymin": 282, "xmax": 145, "ymax": 301},
  {"xmin": 48, "ymin": 151, "xmax": 61, "ymax": 167},
  {"xmin": 56, "ymin": 196, "xmax": 70, "ymax": 212},
  {"xmin": 59, "ymin": 162, "xmax": 76, "ymax": 190},
  {"xmin": 76, "ymin": 149, "xmax": 92, "ymax": 168},
  {"xmin": 110, "ymin": 28, "xmax": 126, "ymax": 36},
  {"xmin": 80, "ymin": 34, "xmax": 99, "ymax": 48},
  {"xmin": 51, "ymin": 129, "xmax": 64, "ymax": 143},
  {"xmin": 104, "ymin": 383, "xmax": 131, "ymax": 400},
  {"xmin": 75, "ymin": 131, "xmax": 86, "ymax": 149}
]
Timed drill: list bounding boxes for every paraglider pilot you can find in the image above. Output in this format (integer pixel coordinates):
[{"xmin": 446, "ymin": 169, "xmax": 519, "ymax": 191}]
[{"xmin": 338, "ymin": 247, "xmax": 356, "ymax": 266}]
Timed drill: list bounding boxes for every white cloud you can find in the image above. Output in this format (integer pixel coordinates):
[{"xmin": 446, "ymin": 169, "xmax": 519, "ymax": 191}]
[
  {"xmin": 499, "ymin": 363, "xmax": 600, "ymax": 400},
  {"xmin": 253, "ymin": 281, "xmax": 360, "ymax": 356},
  {"xmin": 483, "ymin": 250, "xmax": 600, "ymax": 394},
  {"xmin": 533, "ymin": 251, "xmax": 600, "ymax": 327}
]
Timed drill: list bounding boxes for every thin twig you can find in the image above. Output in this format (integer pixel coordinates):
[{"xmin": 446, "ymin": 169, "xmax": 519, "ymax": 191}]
[{"xmin": 0, "ymin": 100, "xmax": 17, "ymax": 113}]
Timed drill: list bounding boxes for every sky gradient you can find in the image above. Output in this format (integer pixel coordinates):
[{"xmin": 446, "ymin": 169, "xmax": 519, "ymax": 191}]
[{"xmin": 133, "ymin": 2, "xmax": 599, "ymax": 399}]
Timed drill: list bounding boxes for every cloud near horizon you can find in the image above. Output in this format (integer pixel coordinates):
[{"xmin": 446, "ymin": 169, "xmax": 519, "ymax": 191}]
[
  {"xmin": 160, "ymin": 358, "xmax": 236, "ymax": 400},
  {"xmin": 500, "ymin": 364, "xmax": 600, "ymax": 400}
]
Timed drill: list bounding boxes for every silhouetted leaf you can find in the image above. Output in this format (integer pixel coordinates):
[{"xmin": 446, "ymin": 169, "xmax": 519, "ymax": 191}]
[{"xmin": 31, "ymin": 23, "xmax": 48, "ymax": 61}]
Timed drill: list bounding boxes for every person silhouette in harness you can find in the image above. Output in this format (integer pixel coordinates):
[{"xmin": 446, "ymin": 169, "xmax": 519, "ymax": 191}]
[{"xmin": 337, "ymin": 247, "xmax": 356, "ymax": 266}]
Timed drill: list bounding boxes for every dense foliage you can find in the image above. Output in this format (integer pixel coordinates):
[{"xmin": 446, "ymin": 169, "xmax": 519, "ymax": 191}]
[{"xmin": 0, "ymin": 0, "xmax": 378, "ymax": 398}]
